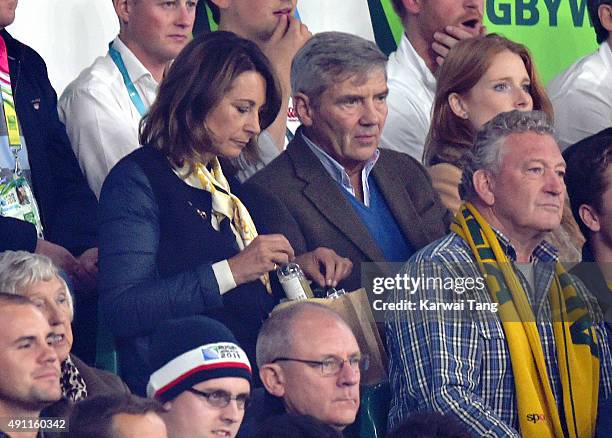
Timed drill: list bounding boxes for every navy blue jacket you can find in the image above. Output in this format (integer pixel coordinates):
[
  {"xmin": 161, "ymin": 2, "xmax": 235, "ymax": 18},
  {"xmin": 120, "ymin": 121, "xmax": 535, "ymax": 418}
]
[
  {"xmin": 99, "ymin": 146, "xmax": 275, "ymax": 393},
  {"xmin": 0, "ymin": 30, "xmax": 97, "ymax": 255}
]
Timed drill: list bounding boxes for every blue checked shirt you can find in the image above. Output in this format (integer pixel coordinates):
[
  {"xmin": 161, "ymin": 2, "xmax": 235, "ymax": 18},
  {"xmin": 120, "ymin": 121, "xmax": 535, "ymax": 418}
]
[
  {"xmin": 301, "ymin": 132, "xmax": 379, "ymax": 207},
  {"xmin": 386, "ymin": 230, "xmax": 612, "ymax": 437}
]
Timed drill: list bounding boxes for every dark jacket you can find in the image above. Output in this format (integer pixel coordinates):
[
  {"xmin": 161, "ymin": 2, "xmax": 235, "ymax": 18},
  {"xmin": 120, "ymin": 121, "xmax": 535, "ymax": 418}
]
[
  {"xmin": 42, "ymin": 354, "xmax": 130, "ymax": 419},
  {"xmin": 0, "ymin": 30, "xmax": 97, "ymax": 255},
  {"xmin": 243, "ymin": 129, "xmax": 452, "ymax": 291},
  {"xmin": 571, "ymin": 244, "xmax": 612, "ymax": 326},
  {"xmin": 569, "ymin": 244, "xmax": 612, "ymax": 438},
  {"xmin": 0, "ymin": 431, "xmax": 46, "ymax": 438},
  {"xmin": 98, "ymin": 146, "xmax": 275, "ymax": 394},
  {"xmin": 238, "ymin": 388, "xmax": 285, "ymax": 437},
  {"xmin": 239, "ymin": 389, "xmax": 357, "ymax": 437}
]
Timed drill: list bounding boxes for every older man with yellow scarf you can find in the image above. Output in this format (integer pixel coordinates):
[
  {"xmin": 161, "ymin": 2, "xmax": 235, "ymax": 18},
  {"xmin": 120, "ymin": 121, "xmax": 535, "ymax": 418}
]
[{"xmin": 386, "ymin": 110, "xmax": 612, "ymax": 437}]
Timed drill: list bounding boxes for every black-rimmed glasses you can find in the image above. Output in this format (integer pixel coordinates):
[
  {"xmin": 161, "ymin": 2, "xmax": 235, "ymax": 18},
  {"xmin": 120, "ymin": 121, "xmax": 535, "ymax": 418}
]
[
  {"xmin": 271, "ymin": 354, "xmax": 370, "ymax": 376},
  {"xmin": 187, "ymin": 388, "xmax": 250, "ymax": 410}
]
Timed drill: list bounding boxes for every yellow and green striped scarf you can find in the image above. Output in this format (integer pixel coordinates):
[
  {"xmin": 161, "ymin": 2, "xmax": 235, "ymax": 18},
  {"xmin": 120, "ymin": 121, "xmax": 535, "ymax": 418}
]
[{"xmin": 451, "ymin": 203, "xmax": 600, "ymax": 438}]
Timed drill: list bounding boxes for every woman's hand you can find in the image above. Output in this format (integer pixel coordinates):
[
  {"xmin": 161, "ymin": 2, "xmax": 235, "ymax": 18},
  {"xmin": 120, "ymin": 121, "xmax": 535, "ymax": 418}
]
[
  {"xmin": 74, "ymin": 247, "xmax": 99, "ymax": 293},
  {"xmin": 35, "ymin": 239, "xmax": 80, "ymax": 279},
  {"xmin": 295, "ymin": 247, "xmax": 353, "ymax": 288},
  {"xmin": 228, "ymin": 234, "xmax": 295, "ymax": 286}
]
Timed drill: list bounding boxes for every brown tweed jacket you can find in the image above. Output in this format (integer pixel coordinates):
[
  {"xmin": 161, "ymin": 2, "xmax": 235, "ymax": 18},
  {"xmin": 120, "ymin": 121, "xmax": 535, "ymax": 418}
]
[{"xmin": 241, "ymin": 130, "xmax": 452, "ymax": 291}]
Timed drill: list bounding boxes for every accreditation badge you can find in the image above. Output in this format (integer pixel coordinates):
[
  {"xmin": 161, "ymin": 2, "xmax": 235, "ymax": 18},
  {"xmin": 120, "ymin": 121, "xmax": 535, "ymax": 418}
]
[{"xmin": 0, "ymin": 174, "xmax": 44, "ymax": 238}]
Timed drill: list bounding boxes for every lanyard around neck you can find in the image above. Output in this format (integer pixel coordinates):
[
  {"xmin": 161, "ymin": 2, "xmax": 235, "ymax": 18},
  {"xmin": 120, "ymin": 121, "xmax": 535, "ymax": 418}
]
[
  {"xmin": 0, "ymin": 34, "xmax": 23, "ymax": 174},
  {"xmin": 108, "ymin": 43, "xmax": 147, "ymax": 117}
]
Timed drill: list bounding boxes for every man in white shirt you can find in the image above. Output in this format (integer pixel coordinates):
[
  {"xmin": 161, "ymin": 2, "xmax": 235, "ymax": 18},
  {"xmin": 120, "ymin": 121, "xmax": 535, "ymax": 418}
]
[
  {"xmin": 202, "ymin": 0, "xmax": 310, "ymax": 180},
  {"xmin": 381, "ymin": 0, "xmax": 484, "ymax": 160},
  {"xmin": 548, "ymin": 0, "xmax": 612, "ymax": 150},
  {"xmin": 58, "ymin": 0, "xmax": 196, "ymax": 198}
]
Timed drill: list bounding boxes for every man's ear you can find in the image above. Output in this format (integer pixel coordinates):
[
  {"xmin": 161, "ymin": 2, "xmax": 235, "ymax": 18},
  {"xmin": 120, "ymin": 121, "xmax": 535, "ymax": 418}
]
[
  {"xmin": 579, "ymin": 204, "xmax": 601, "ymax": 233},
  {"xmin": 449, "ymin": 92, "xmax": 469, "ymax": 120},
  {"xmin": 259, "ymin": 364, "xmax": 286, "ymax": 398},
  {"xmin": 293, "ymin": 92, "xmax": 314, "ymax": 127},
  {"xmin": 473, "ymin": 169, "xmax": 495, "ymax": 206},
  {"xmin": 401, "ymin": 0, "xmax": 423, "ymax": 15},
  {"xmin": 599, "ymin": 4, "xmax": 612, "ymax": 33},
  {"xmin": 113, "ymin": 0, "xmax": 130, "ymax": 24}
]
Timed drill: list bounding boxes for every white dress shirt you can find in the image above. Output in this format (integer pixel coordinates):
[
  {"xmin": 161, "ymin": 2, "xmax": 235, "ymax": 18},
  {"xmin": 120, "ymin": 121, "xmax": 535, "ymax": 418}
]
[
  {"xmin": 381, "ymin": 33, "xmax": 436, "ymax": 161},
  {"xmin": 58, "ymin": 36, "xmax": 159, "ymax": 198},
  {"xmin": 548, "ymin": 42, "xmax": 612, "ymax": 150}
]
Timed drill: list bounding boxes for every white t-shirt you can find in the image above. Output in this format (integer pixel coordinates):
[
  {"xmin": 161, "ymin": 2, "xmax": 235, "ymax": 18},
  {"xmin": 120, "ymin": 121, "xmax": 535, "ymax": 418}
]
[
  {"xmin": 58, "ymin": 36, "xmax": 159, "ymax": 198},
  {"xmin": 381, "ymin": 33, "xmax": 436, "ymax": 162},
  {"xmin": 234, "ymin": 97, "xmax": 299, "ymax": 182},
  {"xmin": 548, "ymin": 42, "xmax": 612, "ymax": 150}
]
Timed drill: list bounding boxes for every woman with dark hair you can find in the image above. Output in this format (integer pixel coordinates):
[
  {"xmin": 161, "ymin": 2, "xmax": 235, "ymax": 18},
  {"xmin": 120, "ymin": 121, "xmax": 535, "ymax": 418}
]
[
  {"xmin": 423, "ymin": 34, "xmax": 583, "ymax": 261},
  {"xmin": 98, "ymin": 31, "xmax": 294, "ymax": 394}
]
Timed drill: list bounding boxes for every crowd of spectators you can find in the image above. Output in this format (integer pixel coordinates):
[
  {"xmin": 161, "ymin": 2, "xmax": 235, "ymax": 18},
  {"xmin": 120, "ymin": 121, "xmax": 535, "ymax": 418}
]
[{"xmin": 0, "ymin": 0, "xmax": 611, "ymax": 437}]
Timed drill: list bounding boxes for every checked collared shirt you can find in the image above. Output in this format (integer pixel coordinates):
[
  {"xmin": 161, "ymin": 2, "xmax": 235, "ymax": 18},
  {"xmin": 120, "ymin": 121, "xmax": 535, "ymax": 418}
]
[{"xmin": 386, "ymin": 230, "xmax": 612, "ymax": 437}]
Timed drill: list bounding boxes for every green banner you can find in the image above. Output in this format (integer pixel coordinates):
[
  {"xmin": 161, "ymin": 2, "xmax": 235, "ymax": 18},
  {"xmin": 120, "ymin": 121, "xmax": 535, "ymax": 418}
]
[
  {"xmin": 195, "ymin": 1, "xmax": 599, "ymax": 85},
  {"xmin": 379, "ymin": 0, "xmax": 598, "ymax": 84}
]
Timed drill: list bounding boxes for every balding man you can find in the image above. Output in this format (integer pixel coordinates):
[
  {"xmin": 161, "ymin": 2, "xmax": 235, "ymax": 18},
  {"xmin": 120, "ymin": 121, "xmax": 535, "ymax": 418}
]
[{"xmin": 245, "ymin": 302, "xmax": 363, "ymax": 433}]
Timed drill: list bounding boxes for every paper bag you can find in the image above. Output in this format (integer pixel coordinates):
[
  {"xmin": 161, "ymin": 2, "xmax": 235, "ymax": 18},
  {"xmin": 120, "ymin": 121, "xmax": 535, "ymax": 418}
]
[{"xmin": 274, "ymin": 288, "xmax": 388, "ymax": 385}]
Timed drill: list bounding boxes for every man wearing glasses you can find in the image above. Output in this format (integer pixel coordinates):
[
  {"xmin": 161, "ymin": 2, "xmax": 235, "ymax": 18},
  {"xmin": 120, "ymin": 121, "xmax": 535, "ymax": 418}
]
[
  {"xmin": 248, "ymin": 302, "xmax": 364, "ymax": 433},
  {"xmin": 146, "ymin": 316, "xmax": 252, "ymax": 438}
]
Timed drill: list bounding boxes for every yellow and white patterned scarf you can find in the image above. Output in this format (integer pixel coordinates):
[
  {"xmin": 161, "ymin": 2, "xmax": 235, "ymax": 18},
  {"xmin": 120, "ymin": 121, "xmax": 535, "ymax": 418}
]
[{"xmin": 195, "ymin": 158, "xmax": 271, "ymax": 294}]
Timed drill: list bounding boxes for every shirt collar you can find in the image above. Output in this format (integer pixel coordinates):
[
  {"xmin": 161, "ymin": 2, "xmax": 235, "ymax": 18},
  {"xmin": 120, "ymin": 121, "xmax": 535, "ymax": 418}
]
[
  {"xmin": 397, "ymin": 33, "xmax": 436, "ymax": 92},
  {"xmin": 600, "ymin": 41, "xmax": 612, "ymax": 69},
  {"xmin": 112, "ymin": 36, "xmax": 156, "ymax": 85},
  {"xmin": 301, "ymin": 131, "xmax": 380, "ymax": 190},
  {"xmin": 491, "ymin": 227, "xmax": 558, "ymax": 263}
]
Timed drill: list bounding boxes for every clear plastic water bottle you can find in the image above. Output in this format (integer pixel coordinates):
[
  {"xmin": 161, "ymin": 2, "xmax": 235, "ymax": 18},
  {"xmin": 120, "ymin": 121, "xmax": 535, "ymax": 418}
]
[{"xmin": 276, "ymin": 263, "xmax": 314, "ymax": 301}]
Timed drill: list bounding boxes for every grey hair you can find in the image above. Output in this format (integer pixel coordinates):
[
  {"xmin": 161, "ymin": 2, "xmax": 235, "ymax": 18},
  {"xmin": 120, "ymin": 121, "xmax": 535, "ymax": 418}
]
[
  {"xmin": 290, "ymin": 31, "xmax": 387, "ymax": 103},
  {"xmin": 0, "ymin": 251, "xmax": 74, "ymax": 320},
  {"xmin": 459, "ymin": 110, "xmax": 556, "ymax": 201},
  {"xmin": 256, "ymin": 302, "xmax": 350, "ymax": 368}
]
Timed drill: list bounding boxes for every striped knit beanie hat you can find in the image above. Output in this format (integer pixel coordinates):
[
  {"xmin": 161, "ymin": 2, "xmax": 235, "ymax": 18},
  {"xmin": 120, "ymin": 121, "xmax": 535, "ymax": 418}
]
[{"xmin": 146, "ymin": 316, "xmax": 252, "ymax": 402}]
